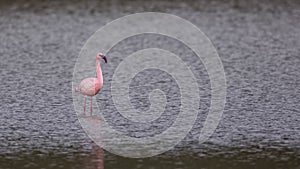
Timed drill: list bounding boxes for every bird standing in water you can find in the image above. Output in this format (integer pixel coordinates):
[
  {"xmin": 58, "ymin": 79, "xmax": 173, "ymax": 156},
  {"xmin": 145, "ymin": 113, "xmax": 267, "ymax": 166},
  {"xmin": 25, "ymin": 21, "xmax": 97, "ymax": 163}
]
[{"xmin": 75, "ymin": 53, "xmax": 107, "ymax": 116}]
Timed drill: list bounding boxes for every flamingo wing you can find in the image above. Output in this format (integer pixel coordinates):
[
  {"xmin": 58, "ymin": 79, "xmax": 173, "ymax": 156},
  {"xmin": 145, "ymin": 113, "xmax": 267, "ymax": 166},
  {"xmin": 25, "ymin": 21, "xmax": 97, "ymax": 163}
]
[{"xmin": 78, "ymin": 78, "xmax": 101, "ymax": 96}]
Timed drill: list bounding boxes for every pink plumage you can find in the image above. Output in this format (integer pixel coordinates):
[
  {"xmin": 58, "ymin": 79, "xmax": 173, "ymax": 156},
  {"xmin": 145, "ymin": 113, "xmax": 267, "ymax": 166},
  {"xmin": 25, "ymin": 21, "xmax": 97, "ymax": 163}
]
[{"xmin": 75, "ymin": 53, "xmax": 107, "ymax": 116}]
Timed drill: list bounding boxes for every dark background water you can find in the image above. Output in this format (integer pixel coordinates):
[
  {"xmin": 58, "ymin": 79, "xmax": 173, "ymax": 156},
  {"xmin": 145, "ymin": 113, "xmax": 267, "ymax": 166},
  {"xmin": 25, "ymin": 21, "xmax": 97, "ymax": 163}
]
[{"xmin": 0, "ymin": 0, "xmax": 299, "ymax": 168}]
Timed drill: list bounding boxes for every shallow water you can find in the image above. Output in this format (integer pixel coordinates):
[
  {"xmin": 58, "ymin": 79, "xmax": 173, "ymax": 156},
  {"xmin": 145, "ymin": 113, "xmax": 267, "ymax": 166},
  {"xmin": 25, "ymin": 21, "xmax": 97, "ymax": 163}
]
[
  {"xmin": 0, "ymin": 0, "xmax": 300, "ymax": 168},
  {"xmin": 1, "ymin": 147, "xmax": 299, "ymax": 169}
]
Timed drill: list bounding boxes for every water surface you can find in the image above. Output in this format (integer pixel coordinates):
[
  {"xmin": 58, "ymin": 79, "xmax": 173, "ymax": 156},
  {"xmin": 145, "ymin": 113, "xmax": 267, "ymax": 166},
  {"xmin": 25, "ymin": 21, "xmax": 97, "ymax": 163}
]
[{"xmin": 0, "ymin": 0, "xmax": 299, "ymax": 168}]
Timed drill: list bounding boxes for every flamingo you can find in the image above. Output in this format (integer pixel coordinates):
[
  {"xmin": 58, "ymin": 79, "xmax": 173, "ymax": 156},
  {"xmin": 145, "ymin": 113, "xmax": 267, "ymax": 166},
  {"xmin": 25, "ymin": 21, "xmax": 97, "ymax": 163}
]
[{"xmin": 75, "ymin": 52, "xmax": 107, "ymax": 116}]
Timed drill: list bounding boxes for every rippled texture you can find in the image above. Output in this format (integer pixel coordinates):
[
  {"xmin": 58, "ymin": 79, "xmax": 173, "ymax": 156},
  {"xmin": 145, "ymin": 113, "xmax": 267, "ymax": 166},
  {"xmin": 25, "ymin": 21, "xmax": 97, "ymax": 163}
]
[
  {"xmin": 0, "ymin": 0, "xmax": 299, "ymax": 168},
  {"xmin": 0, "ymin": 147, "xmax": 299, "ymax": 169}
]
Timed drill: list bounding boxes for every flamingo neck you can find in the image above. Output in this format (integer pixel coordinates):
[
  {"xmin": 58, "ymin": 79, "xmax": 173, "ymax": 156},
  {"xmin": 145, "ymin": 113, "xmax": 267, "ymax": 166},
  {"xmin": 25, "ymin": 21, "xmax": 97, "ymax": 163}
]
[{"xmin": 96, "ymin": 59, "xmax": 103, "ymax": 84}]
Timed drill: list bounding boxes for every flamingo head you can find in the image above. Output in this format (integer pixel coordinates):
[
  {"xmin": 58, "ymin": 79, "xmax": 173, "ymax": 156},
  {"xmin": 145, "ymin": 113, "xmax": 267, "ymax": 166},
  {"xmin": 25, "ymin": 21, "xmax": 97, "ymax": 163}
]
[{"xmin": 96, "ymin": 52, "xmax": 107, "ymax": 63}]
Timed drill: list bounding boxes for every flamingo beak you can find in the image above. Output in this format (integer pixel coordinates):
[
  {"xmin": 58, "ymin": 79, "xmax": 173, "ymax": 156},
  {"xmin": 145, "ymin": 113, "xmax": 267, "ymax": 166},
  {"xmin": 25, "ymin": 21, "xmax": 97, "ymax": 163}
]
[{"xmin": 102, "ymin": 56, "xmax": 107, "ymax": 63}]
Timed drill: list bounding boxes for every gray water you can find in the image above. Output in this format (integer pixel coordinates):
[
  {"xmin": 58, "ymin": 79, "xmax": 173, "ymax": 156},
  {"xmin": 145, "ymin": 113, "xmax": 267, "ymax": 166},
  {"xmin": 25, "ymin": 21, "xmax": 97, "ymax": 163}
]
[{"xmin": 0, "ymin": 0, "xmax": 300, "ymax": 168}]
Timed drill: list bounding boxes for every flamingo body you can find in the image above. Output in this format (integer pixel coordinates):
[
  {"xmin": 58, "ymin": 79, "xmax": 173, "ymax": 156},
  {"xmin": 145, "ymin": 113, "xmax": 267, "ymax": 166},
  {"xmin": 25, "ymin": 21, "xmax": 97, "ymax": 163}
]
[
  {"xmin": 76, "ymin": 53, "xmax": 107, "ymax": 116},
  {"xmin": 76, "ymin": 78, "xmax": 102, "ymax": 96}
]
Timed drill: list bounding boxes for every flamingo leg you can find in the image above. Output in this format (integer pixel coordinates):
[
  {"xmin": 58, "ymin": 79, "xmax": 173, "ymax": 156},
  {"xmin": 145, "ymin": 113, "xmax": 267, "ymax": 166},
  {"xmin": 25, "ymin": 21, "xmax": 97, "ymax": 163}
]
[
  {"xmin": 84, "ymin": 97, "xmax": 86, "ymax": 114},
  {"xmin": 90, "ymin": 96, "xmax": 93, "ymax": 116}
]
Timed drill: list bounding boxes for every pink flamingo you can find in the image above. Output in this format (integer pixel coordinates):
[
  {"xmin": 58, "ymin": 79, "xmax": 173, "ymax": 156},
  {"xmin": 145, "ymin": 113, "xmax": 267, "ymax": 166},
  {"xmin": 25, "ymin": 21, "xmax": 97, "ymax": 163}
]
[{"xmin": 75, "ymin": 52, "xmax": 107, "ymax": 116}]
